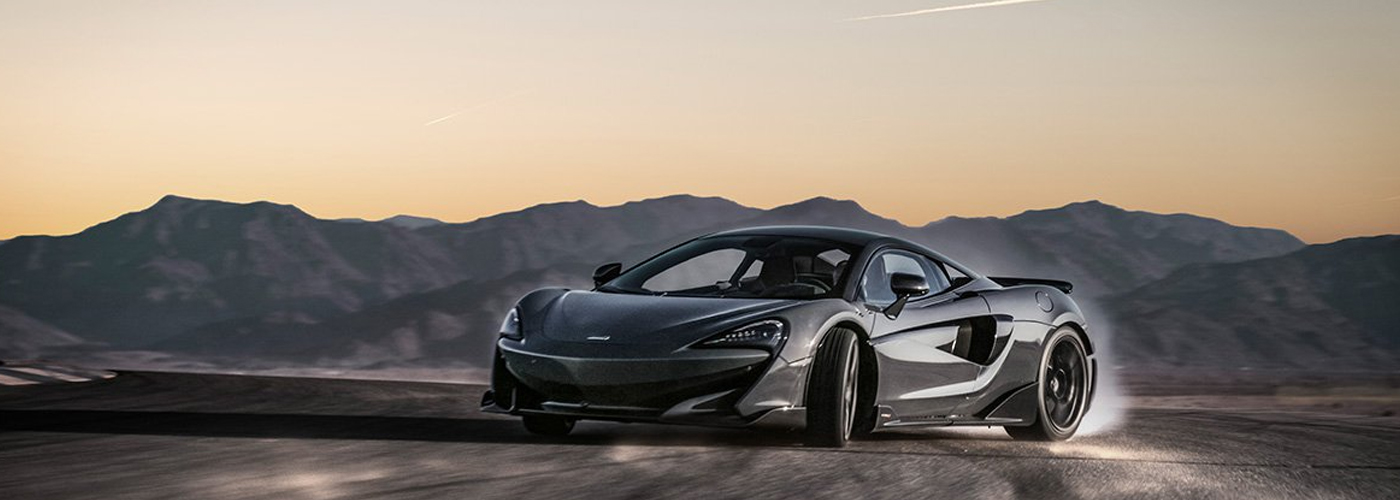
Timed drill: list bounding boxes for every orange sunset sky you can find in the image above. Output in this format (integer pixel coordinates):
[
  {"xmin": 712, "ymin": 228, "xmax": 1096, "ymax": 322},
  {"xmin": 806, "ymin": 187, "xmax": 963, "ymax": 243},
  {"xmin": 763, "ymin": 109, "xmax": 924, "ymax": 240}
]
[{"xmin": 1, "ymin": 0, "xmax": 1396, "ymax": 243}]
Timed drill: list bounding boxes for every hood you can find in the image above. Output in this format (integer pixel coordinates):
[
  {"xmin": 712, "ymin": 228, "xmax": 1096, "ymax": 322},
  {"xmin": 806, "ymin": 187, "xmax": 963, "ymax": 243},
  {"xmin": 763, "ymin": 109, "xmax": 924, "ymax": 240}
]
[{"xmin": 534, "ymin": 291, "xmax": 799, "ymax": 346}]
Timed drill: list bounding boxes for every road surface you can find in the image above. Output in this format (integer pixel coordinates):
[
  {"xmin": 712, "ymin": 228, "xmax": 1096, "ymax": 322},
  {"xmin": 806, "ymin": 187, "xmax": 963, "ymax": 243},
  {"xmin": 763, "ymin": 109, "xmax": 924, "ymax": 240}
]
[{"xmin": 2, "ymin": 371, "xmax": 1397, "ymax": 499}]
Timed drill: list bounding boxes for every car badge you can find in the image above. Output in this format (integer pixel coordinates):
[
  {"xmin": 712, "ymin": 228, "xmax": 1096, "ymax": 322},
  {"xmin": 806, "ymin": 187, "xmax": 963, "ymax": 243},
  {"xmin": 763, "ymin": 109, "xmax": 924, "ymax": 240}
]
[{"xmin": 586, "ymin": 335, "xmax": 611, "ymax": 342}]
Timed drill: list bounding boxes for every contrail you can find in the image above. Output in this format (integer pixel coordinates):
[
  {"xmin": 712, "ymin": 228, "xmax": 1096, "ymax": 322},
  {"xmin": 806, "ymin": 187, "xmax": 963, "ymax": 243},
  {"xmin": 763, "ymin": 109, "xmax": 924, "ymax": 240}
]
[
  {"xmin": 423, "ymin": 112, "xmax": 461, "ymax": 127},
  {"xmin": 423, "ymin": 88, "xmax": 534, "ymax": 126},
  {"xmin": 845, "ymin": 0, "xmax": 1052, "ymax": 22}
]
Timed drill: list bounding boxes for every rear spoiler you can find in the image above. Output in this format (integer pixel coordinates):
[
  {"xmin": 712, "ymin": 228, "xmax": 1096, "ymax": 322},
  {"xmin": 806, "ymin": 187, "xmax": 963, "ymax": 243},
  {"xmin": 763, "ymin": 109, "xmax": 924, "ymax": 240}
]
[{"xmin": 989, "ymin": 277, "xmax": 1073, "ymax": 294}]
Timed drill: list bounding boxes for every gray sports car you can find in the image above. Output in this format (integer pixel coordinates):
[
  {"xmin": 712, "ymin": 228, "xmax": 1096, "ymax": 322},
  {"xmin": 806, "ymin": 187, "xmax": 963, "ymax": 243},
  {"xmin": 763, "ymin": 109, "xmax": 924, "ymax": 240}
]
[{"xmin": 481, "ymin": 226, "xmax": 1095, "ymax": 447}]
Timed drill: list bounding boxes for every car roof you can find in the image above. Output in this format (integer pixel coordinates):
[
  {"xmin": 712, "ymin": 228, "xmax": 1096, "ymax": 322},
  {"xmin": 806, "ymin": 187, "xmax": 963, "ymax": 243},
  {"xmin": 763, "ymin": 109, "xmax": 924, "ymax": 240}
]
[
  {"xmin": 703, "ymin": 225, "xmax": 983, "ymax": 279},
  {"xmin": 704, "ymin": 225, "xmax": 892, "ymax": 246}
]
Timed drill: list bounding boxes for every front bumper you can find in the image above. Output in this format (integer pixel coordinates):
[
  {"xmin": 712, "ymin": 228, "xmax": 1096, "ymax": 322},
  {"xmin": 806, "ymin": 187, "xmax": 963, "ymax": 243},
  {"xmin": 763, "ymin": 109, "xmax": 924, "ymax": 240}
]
[{"xmin": 483, "ymin": 339, "xmax": 806, "ymax": 429}]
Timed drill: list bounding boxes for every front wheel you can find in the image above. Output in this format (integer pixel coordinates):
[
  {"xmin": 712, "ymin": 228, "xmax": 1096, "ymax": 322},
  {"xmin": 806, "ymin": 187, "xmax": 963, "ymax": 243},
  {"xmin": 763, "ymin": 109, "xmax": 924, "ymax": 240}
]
[
  {"xmin": 805, "ymin": 327, "xmax": 862, "ymax": 447},
  {"xmin": 1006, "ymin": 326, "xmax": 1091, "ymax": 441},
  {"xmin": 522, "ymin": 414, "xmax": 575, "ymax": 437}
]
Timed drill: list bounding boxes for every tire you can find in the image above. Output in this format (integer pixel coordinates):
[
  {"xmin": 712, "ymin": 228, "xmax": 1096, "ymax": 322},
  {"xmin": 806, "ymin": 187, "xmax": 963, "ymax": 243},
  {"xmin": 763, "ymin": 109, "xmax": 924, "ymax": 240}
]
[
  {"xmin": 522, "ymin": 414, "xmax": 575, "ymax": 437},
  {"xmin": 1006, "ymin": 326, "xmax": 1091, "ymax": 441},
  {"xmin": 805, "ymin": 327, "xmax": 862, "ymax": 447}
]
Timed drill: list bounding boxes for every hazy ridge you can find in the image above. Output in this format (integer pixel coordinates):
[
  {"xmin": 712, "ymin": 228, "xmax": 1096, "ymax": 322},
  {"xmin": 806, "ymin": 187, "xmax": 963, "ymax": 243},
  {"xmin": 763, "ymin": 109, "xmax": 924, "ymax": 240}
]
[
  {"xmin": 1108, "ymin": 235, "xmax": 1400, "ymax": 371},
  {"xmin": 6, "ymin": 194, "xmax": 1387, "ymax": 373}
]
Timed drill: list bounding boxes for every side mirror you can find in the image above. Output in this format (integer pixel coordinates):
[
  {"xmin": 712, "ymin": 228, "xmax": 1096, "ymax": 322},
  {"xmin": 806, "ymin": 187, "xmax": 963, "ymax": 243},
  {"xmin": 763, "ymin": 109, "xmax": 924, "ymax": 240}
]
[
  {"xmin": 884, "ymin": 272, "xmax": 929, "ymax": 319},
  {"xmin": 890, "ymin": 273, "xmax": 930, "ymax": 298},
  {"xmin": 593, "ymin": 262, "xmax": 623, "ymax": 287}
]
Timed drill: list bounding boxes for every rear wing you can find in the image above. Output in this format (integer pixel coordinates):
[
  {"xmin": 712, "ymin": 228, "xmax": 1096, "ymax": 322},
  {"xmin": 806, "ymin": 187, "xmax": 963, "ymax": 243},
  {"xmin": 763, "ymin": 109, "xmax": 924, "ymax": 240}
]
[{"xmin": 988, "ymin": 277, "xmax": 1073, "ymax": 294}]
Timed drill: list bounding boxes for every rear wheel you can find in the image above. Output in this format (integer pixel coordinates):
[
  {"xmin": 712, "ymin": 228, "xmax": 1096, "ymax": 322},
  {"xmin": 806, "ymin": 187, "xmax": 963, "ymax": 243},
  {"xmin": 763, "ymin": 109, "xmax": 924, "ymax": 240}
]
[
  {"xmin": 522, "ymin": 414, "xmax": 575, "ymax": 437},
  {"xmin": 1007, "ymin": 327, "xmax": 1090, "ymax": 441},
  {"xmin": 805, "ymin": 327, "xmax": 862, "ymax": 447}
]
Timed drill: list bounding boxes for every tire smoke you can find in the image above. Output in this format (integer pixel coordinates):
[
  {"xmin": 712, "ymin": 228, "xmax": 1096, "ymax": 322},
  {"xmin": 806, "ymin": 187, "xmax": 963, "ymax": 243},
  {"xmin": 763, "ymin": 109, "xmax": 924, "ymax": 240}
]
[{"xmin": 1077, "ymin": 301, "xmax": 1127, "ymax": 435}]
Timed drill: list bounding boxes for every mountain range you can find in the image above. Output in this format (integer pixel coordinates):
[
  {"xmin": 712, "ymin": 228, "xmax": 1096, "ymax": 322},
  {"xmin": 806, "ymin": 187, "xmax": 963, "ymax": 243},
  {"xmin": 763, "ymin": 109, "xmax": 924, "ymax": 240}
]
[
  {"xmin": 1108, "ymin": 235, "xmax": 1400, "ymax": 371},
  {"xmin": 2, "ymin": 193, "xmax": 1391, "ymax": 373}
]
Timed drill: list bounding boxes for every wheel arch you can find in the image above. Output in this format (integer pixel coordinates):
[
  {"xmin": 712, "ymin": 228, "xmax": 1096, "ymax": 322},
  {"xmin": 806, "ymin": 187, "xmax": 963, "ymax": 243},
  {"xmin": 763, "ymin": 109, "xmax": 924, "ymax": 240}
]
[
  {"xmin": 800, "ymin": 320, "xmax": 880, "ymax": 434},
  {"xmin": 1053, "ymin": 320, "xmax": 1098, "ymax": 415},
  {"xmin": 832, "ymin": 321, "xmax": 879, "ymax": 400},
  {"xmin": 1056, "ymin": 320, "xmax": 1094, "ymax": 356},
  {"xmin": 798, "ymin": 319, "xmax": 877, "ymax": 405}
]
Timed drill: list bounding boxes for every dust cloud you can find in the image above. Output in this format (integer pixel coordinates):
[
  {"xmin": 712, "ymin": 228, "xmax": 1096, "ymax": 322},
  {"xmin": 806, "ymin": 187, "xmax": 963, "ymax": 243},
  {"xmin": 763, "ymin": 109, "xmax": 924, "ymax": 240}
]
[{"xmin": 1078, "ymin": 300, "xmax": 1128, "ymax": 435}]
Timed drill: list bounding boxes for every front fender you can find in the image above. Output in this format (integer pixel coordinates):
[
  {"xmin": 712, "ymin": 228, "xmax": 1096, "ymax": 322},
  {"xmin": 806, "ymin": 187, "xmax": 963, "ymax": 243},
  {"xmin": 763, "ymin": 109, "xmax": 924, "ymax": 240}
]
[
  {"xmin": 734, "ymin": 300, "xmax": 871, "ymax": 417},
  {"xmin": 514, "ymin": 287, "xmax": 571, "ymax": 336}
]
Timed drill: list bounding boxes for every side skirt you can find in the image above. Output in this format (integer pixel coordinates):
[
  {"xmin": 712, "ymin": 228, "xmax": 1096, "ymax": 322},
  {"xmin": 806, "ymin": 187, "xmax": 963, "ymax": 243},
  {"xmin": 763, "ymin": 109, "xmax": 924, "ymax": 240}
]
[
  {"xmin": 871, "ymin": 382, "xmax": 1038, "ymax": 430},
  {"xmin": 981, "ymin": 381, "xmax": 1039, "ymax": 424}
]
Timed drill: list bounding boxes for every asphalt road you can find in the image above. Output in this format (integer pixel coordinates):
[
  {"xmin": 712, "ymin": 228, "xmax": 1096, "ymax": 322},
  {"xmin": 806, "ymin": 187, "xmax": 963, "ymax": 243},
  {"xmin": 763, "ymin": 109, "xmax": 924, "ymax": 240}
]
[{"xmin": 2, "ymin": 372, "xmax": 1398, "ymax": 499}]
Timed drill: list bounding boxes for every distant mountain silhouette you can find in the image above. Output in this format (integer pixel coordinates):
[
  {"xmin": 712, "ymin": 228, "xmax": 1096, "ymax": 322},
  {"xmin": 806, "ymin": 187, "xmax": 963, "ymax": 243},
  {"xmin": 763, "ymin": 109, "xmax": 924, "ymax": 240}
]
[
  {"xmin": 0, "ymin": 194, "xmax": 1317, "ymax": 369},
  {"xmin": 1107, "ymin": 236, "xmax": 1400, "ymax": 371},
  {"xmin": 919, "ymin": 201, "xmax": 1307, "ymax": 296},
  {"xmin": 379, "ymin": 215, "xmax": 444, "ymax": 229},
  {"xmin": 0, "ymin": 305, "xmax": 89, "ymax": 358},
  {"xmin": 157, "ymin": 265, "xmax": 595, "ymax": 368},
  {"xmin": 739, "ymin": 197, "xmax": 912, "ymax": 236},
  {"xmin": 339, "ymin": 214, "xmax": 446, "ymax": 229},
  {"xmin": 420, "ymin": 194, "xmax": 761, "ymax": 282},
  {"xmin": 0, "ymin": 195, "xmax": 469, "ymax": 347}
]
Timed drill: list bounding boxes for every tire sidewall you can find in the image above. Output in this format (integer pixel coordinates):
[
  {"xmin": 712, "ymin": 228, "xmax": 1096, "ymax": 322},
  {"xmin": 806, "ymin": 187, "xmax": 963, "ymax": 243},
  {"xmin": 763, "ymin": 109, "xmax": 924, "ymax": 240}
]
[
  {"xmin": 805, "ymin": 328, "xmax": 859, "ymax": 447},
  {"xmin": 1035, "ymin": 327, "xmax": 1090, "ymax": 440}
]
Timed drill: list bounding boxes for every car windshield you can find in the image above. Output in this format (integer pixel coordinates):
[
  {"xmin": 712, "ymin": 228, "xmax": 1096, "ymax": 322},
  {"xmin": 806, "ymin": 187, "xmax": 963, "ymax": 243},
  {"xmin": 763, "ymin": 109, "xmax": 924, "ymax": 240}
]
[{"xmin": 602, "ymin": 235, "xmax": 859, "ymax": 299}]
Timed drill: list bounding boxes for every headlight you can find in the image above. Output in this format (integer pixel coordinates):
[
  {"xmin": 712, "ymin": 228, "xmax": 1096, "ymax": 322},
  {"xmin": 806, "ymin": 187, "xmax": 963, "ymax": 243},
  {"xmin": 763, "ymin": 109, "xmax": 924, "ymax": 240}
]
[
  {"xmin": 699, "ymin": 319, "xmax": 786, "ymax": 350},
  {"xmin": 499, "ymin": 308, "xmax": 522, "ymax": 340}
]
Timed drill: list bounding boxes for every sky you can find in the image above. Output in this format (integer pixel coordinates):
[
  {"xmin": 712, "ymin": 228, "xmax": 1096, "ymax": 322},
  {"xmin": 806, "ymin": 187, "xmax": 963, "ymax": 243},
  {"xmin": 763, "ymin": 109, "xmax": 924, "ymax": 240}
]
[{"xmin": 1, "ymin": 0, "xmax": 1396, "ymax": 243}]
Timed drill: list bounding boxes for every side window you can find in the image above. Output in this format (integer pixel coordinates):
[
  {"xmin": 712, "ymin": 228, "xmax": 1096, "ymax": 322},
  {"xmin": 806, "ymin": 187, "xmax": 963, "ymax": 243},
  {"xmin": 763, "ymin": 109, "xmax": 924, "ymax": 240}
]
[
  {"xmin": 940, "ymin": 261, "xmax": 970, "ymax": 289},
  {"xmin": 923, "ymin": 257, "xmax": 953, "ymax": 293},
  {"xmin": 861, "ymin": 252, "xmax": 928, "ymax": 307},
  {"xmin": 860, "ymin": 251, "xmax": 953, "ymax": 306}
]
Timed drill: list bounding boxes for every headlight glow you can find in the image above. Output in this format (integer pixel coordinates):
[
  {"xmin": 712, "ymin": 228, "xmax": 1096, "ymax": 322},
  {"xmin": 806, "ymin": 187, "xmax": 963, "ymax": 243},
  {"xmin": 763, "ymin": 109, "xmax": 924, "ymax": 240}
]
[
  {"xmin": 499, "ymin": 308, "xmax": 522, "ymax": 340},
  {"xmin": 700, "ymin": 319, "xmax": 786, "ymax": 349}
]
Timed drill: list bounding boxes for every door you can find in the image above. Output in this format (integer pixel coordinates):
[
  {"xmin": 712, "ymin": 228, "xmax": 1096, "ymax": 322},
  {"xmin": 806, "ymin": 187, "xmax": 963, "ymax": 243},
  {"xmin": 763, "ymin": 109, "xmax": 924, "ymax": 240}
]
[{"xmin": 863, "ymin": 250, "xmax": 991, "ymax": 419}]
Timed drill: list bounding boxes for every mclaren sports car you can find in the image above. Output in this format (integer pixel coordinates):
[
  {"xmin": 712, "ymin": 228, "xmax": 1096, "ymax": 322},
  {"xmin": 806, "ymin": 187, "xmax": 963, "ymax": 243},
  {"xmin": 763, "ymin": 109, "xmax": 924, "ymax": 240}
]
[{"xmin": 481, "ymin": 226, "xmax": 1096, "ymax": 447}]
